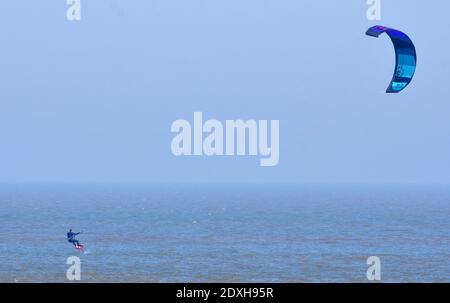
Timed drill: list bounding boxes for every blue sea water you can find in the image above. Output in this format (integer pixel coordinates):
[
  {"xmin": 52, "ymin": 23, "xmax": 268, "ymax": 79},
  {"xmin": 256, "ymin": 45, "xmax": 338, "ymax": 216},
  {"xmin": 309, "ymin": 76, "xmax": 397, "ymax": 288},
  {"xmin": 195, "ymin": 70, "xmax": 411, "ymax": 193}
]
[{"xmin": 0, "ymin": 184, "xmax": 449, "ymax": 282}]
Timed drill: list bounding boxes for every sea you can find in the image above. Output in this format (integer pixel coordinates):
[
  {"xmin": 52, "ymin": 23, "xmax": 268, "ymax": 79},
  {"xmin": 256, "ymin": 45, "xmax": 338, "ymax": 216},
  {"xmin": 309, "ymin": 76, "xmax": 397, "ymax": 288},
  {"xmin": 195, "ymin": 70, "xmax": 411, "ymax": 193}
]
[{"xmin": 0, "ymin": 184, "xmax": 449, "ymax": 282}]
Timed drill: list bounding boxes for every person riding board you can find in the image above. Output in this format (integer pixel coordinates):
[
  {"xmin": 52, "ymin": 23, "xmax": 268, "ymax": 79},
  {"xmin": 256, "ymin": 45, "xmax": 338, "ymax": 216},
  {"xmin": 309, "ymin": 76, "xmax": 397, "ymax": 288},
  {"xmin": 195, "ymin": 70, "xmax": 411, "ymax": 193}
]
[{"xmin": 67, "ymin": 229, "xmax": 82, "ymax": 248}]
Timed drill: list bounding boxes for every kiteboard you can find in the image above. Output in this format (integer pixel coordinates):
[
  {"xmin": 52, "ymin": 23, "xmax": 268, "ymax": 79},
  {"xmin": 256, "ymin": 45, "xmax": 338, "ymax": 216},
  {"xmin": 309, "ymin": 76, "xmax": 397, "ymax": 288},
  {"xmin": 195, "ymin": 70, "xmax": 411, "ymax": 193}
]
[{"xmin": 74, "ymin": 243, "xmax": 85, "ymax": 251}]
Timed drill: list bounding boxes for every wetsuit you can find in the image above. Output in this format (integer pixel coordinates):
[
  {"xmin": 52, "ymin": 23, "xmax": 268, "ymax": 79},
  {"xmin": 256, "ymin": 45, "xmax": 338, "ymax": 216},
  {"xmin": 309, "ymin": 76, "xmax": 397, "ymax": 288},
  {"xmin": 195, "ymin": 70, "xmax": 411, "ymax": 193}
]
[{"xmin": 67, "ymin": 231, "xmax": 81, "ymax": 246}]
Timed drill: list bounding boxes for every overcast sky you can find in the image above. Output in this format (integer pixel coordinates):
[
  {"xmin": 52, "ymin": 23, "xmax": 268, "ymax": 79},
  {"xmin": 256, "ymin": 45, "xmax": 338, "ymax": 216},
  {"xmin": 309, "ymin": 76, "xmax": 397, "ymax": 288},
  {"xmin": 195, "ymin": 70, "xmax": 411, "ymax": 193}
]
[{"xmin": 0, "ymin": 1, "xmax": 449, "ymax": 185}]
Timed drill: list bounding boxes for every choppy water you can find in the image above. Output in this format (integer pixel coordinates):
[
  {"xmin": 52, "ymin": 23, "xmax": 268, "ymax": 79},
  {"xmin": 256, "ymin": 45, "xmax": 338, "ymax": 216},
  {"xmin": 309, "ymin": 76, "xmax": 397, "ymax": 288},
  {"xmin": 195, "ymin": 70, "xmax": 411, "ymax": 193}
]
[{"xmin": 0, "ymin": 184, "xmax": 449, "ymax": 282}]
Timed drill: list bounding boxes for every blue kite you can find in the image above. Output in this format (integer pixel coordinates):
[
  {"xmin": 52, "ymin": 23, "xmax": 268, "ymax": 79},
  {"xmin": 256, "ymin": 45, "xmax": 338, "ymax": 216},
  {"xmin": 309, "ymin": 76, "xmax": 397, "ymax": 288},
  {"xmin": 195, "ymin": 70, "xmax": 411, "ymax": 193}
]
[{"xmin": 366, "ymin": 25, "xmax": 417, "ymax": 93}]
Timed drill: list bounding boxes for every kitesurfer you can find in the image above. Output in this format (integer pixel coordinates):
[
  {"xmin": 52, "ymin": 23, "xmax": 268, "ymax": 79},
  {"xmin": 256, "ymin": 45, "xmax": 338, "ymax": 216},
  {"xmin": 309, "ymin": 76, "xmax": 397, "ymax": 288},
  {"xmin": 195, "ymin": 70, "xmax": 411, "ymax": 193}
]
[{"xmin": 67, "ymin": 229, "xmax": 82, "ymax": 247}]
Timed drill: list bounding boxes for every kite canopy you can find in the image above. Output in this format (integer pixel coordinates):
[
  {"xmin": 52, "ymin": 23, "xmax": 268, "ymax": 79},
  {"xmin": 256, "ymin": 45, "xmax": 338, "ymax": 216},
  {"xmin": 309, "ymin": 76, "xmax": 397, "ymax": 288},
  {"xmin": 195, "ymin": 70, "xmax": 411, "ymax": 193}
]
[{"xmin": 366, "ymin": 25, "xmax": 417, "ymax": 93}]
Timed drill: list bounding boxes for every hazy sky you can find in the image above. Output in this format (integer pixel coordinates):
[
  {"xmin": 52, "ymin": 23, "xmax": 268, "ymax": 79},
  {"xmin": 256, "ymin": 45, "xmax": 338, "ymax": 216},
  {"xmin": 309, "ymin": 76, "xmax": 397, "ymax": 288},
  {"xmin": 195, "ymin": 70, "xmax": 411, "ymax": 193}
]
[{"xmin": 1, "ymin": 1, "xmax": 449, "ymax": 184}]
